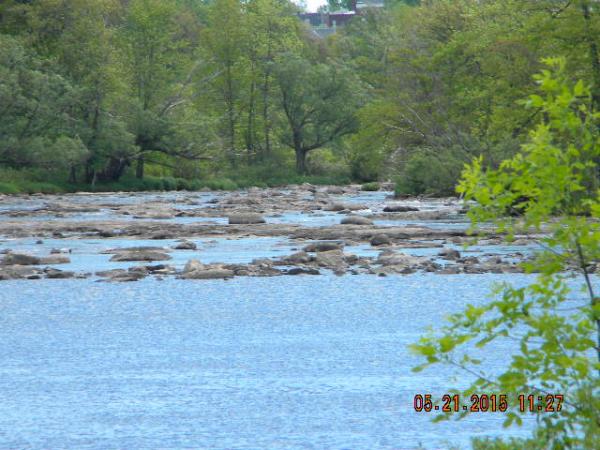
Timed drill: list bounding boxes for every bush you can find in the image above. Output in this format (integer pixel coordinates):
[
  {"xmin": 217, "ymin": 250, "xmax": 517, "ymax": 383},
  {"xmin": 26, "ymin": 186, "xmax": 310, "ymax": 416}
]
[
  {"xmin": 160, "ymin": 176, "xmax": 178, "ymax": 191},
  {"xmin": 204, "ymin": 178, "xmax": 239, "ymax": 190},
  {"xmin": 361, "ymin": 182, "xmax": 380, "ymax": 191},
  {"xmin": 19, "ymin": 181, "xmax": 64, "ymax": 194},
  {"xmin": 0, "ymin": 182, "xmax": 19, "ymax": 194},
  {"xmin": 394, "ymin": 151, "xmax": 465, "ymax": 197}
]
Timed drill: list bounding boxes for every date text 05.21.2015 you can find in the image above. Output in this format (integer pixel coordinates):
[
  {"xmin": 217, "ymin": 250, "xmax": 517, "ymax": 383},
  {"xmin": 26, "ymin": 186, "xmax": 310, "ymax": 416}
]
[{"xmin": 413, "ymin": 394, "xmax": 564, "ymax": 413}]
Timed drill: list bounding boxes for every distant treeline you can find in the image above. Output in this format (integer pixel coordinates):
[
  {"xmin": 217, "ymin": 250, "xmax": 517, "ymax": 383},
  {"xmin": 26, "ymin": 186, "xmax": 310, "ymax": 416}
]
[{"xmin": 0, "ymin": 0, "xmax": 599, "ymax": 194}]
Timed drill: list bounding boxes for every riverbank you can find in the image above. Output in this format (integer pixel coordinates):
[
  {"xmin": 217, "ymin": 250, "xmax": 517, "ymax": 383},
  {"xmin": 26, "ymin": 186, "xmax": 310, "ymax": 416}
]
[{"xmin": 0, "ymin": 167, "xmax": 358, "ymax": 195}]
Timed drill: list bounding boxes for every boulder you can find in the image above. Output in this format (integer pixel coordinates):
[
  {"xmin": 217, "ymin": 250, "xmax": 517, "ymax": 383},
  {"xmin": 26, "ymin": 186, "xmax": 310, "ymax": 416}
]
[
  {"xmin": 287, "ymin": 267, "xmax": 320, "ymax": 275},
  {"xmin": 325, "ymin": 202, "xmax": 368, "ymax": 212},
  {"xmin": 181, "ymin": 268, "xmax": 235, "ymax": 280},
  {"xmin": 303, "ymin": 241, "xmax": 343, "ymax": 252},
  {"xmin": 325, "ymin": 186, "xmax": 345, "ymax": 195},
  {"xmin": 96, "ymin": 268, "xmax": 147, "ymax": 282},
  {"xmin": 110, "ymin": 250, "xmax": 172, "ymax": 262},
  {"xmin": 282, "ymin": 251, "xmax": 312, "ymax": 265},
  {"xmin": 340, "ymin": 215, "xmax": 373, "ymax": 226},
  {"xmin": 1, "ymin": 253, "xmax": 41, "ymax": 265},
  {"xmin": 39, "ymin": 255, "xmax": 71, "ymax": 265},
  {"xmin": 383, "ymin": 205, "xmax": 419, "ymax": 213},
  {"xmin": 438, "ymin": 248, "xmax": 461, "ymax": 260},
  {"xmin": 315, "ymin": 249, "xmax": 346, "ymax": 270},
  {"xmin": 151, "ymin": 232, "xmax": 175, "ymax": 240},
  {"xmin": 183, "ymin": 259, "xmax": 205, "ymax": 273},
  {"xmin": 370, "ymin": 234, "xmax": 391, "ymax": 246},
  {"xmin": 376, "ymin": 251, "xmax": 422, "ymax": 267},
  {"xmin": 0, "ymin": 266, "xmax": 40, "ymax": 280},
  {"xmin": 45, "ymin": 268, "xmax": 75, "ymax": 279},
  {"xmin": 228, "ymin": 213, "xmax": 266, "ymax": 224},
  {"xmin": 174, "ymin": 240, "xmax": 197, "ymax": 250}
]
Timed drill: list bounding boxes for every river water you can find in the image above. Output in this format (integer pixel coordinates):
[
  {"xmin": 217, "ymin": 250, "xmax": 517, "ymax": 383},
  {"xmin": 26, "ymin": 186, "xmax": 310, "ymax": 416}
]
[
  {"xmin": 0, "ymin": 190, "xmax": 549, "ymax": 449},
  {"xmin": 0, "ymin": 275, "xmax": 543, "ymax": 449}
]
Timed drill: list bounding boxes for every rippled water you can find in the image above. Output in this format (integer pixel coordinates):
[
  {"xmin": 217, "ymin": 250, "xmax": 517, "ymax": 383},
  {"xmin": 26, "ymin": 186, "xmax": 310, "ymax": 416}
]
[
  {"xmin": 0, "ymin": 275, "xmax": 540, "ymax": 449},
  {"xmin": 0, "ymin": 191, "xmax": 547, "ymax": 449}
]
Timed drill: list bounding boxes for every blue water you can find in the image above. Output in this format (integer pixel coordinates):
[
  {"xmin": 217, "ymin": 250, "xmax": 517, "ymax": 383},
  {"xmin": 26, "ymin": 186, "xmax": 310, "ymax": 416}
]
[
  {"xmin": 0, "ymin": 274, "xmax": 540, "ymax": 449},
  {"xmin": 0, "ymin": 237, "xmax": 299, "ymax": 274}
]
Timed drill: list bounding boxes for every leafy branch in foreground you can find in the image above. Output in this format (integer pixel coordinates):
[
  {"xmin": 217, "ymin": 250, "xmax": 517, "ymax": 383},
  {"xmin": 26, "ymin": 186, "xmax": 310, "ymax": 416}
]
[{"xmin": 411, "ymin": 58, "xmax": 600, "ymax": 448}]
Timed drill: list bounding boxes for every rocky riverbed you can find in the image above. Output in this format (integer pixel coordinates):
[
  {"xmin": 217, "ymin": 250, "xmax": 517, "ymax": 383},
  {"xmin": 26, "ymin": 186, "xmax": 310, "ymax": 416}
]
[{"xmin": 0, "ymin": 184, "xmax": 541, "ymax": 282}]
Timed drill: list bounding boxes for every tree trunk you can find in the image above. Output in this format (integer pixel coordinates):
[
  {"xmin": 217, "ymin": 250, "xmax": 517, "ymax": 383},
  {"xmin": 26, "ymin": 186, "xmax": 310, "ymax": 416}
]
[
  {"xmin": 293, "ymin": 130, "xmax": 307, "ymax": 174},
  {"xmin": 68, "ymin": 165, "xmax": 77, "ymax": 184},
  {"xmin": 225, "ymin": 63, "xmax": 237, "ymax": 168},
  {"xmin": 84, "ymin": 163, "xmax": 95, "ymax": 184},
  {"xmin": 246, "ymin": 61, "xmax": 257, "ymax": 163},
  {"xmin": 262, "ymin": 26, "xmax": 273, "ymax": 159},
  {"xmin": 136, "ymin": 155, "xmax": 144, "ymax": 179},
  {"xmin": 295, "ymin": 148, "xmax": 307, "ymax": 174}
]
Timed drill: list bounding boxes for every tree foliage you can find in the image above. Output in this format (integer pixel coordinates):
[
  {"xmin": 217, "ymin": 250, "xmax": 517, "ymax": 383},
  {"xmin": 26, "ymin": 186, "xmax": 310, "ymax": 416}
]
[{"xmin": 411, "ymin": 59, "xmax": 600, "ymax": 448}]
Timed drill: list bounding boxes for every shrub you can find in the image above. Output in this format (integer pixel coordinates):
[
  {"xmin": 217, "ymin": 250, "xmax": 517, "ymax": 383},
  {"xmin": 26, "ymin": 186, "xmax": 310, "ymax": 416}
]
[
  {"xmin": 204, "ymin": 178, "xmax": 239, "ymax": 190},
  {"xmin": 0, "ymin": 182, "xmax": 20, "ymax": 194},
  {"xmin": 394, "ymin": 151, "xmax": 465, "ymax": 197},
  {"xmin": 361, "ymin": 182, "xmax": 380, "ymax": 191},
  {"xmin": 160, "ymin": 176, "xmax": 178, "ymax": 191}
]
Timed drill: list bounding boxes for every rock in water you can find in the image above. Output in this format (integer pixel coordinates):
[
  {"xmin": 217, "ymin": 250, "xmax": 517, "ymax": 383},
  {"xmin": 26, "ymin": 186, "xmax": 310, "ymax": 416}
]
[
  {"xmin": 303, "ymin": 241, "xmax": 343, "ymax": 252},
  {"xmin": 183, "ymin": 259, "xmax": 205, "ymax": 273},
  {"xmin": 110, "ymin": 250, "xmax": 172, "ymax": 262},
  {"xmin": 1, "ymin": 253, "xmax": 41, "ymax": 266},
  {"xmin": 39, "ymin": 255, "xmax": 71, "ymax": 264},
  {"xmin": 287, "ymin": 267, "xmax": 320, "ymax": 275},
  {"xmin": 174, "ymin": 240, "xmax": 197, "ymax": 250},
  {"xmin": 383, "ymin": 205, "xmax": 419, "ymax": 212},
  {"xmin": 438, "ymin": 248, "xmax": 461, "ymax": 260},
  {"xmin": 181, "ymin": 268, "xmax": 235, "ymax": 280},
  {"xmin": 370, "ymin": 234, "xmax": 391, "ymax": 246},
  {"xmin": 45, "ymin": 268, "xmax": 75, "ymax": 279},
  {"xmin": 340, "ymin": 215, "xmax": 373, "ymax": 226}
]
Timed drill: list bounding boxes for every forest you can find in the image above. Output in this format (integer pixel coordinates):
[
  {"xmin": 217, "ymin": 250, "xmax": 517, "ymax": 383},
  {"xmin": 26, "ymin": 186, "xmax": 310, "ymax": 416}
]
[{"xmin": 0, "ymin": 0, "xmax": 599, "ymax": 195}]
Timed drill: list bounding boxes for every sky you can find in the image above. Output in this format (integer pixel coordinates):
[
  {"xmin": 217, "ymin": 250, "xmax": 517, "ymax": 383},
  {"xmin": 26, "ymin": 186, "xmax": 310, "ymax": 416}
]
[{"xmin": 295, "ymin": 0, "xmax": 328, "ymax": 13}]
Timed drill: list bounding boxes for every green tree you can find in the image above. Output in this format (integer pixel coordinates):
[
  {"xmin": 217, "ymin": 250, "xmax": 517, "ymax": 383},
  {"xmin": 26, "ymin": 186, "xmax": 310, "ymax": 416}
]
[
  {"xmin": 121, "ymin": 0, "xmax": 199, "ymax": 179},
  {"xmin": 0, "ymin": 34, "xmax": 86, "ymax": 172},
  {"xmin": 202, "ymin": 0, "xmax": 247, "ymax": 167},
  {"xmin": 411, "ymin": 59, "xmax": 600, "ymax": 448},
  {"xmin": 274, "ymin": 55, "xmax": 362, "ymax": 174}
]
